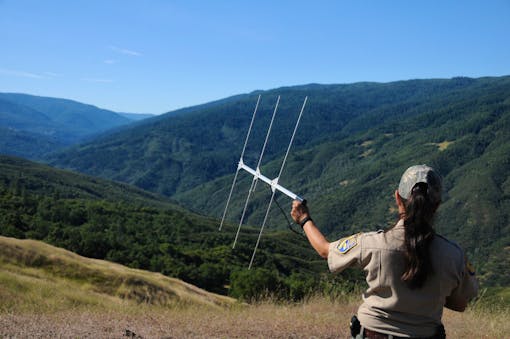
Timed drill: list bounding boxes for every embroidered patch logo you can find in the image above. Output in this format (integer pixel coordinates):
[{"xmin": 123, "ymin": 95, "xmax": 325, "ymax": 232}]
[{"xmin": 337, "ymin": 234, "xmax": 359, "ymax": 254}]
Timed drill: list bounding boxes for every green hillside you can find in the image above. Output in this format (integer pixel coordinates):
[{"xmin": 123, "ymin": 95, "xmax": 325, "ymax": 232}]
[
  {"xmin": 49, "ymin": 77, "xmax": 504, "ymax": 195},
  {"xmin": 0, "ymin": 155, "xmax": 176, "ymax": 208},
  {"xmin": 47, "ymin": 76, "xmax": 510, "ymax": 287},
  {"xmin": 119, "ymin": 112, "xmax": 156, "ymax": 121},
  {"xmin": 47, "ymin": 76, "xmax": 510, "ymax": 200},
  {"xmin": 0, "ymin": 92, "xmax": 134, "ymax": 159},
  {"xmin": 0, "ymin": 97, "xmax": 54, "ymax": 131},
  {"xmin": 0, "ymin": 127, "xmax": 64, "ymax": 160},
  {"xmin": 177, "ymin": 78, "xmax": 510, "ymax": 287},
  {"xmin": 0, "ymin": 93, "xmax": 130, "ymax": 137},
  {"xmin": 0, "ymin": 155, "xmax": 352, "ymax": 300}
]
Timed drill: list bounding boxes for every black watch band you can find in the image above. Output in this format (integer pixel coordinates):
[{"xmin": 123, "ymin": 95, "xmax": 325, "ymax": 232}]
[{"xmin": 299, "ymin": 216, "xmax": 313, "ymax": 228}]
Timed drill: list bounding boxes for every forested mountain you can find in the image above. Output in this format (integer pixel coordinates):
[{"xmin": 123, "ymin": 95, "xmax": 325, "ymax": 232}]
[
  {"xmin": 47, "ymin": 76, "xmax": 510, "ymax": 288},
  {"xmin": 0, "ymin": 155, "xmax": 341, "ymax": 299},
  {"xmin": 0, "ymin": 155, "xmax": 176, "ymax": 207},
  {"xmin": 0, "ymin": 126, "xmax": 65, "ymax": 160},
  {"xmin": 177, "ymin": 78, "xmax": 510, "ymax": 288},
  {"xmin": 118, "ymin": 112, "xmax": 156, "ymax": 121},
  {"xmin": 49, "ymin": 77, "xmax": 509, "ymax": 196},
  {"xmin": 0, "ymin": 93, "xmax": 133, "ymax": 159}
]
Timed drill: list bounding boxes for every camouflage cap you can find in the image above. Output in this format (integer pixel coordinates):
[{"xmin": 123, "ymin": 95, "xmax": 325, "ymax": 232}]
[{"xmin": 398, "ymin": 164, "xmax": 442, "ymax": 203}]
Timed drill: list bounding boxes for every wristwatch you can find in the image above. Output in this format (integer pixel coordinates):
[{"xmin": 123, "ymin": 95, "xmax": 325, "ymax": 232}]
[{"xmin": 299, "ymin": 216, "xmax": 313, "ymax": 228}]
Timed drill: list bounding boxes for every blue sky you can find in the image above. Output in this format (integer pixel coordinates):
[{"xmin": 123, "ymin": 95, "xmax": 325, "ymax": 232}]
[{"xmin": 1, "ymin": 1, "xmax": 509, "ymax": 114}]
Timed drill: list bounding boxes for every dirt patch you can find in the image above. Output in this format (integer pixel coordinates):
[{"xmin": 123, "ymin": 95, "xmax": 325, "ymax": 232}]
[{"xmin": 428, "ymin": 140, "xmax": 454, "ymax": 151}]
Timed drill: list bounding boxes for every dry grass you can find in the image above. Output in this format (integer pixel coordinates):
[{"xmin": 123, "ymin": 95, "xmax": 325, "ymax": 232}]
[
  {"xmin": 0, "ymin": 297, "xmax": 358, "ymax": 338},
  {"xmin": 1, "ymin": 299, "xmax": 509, "ymax": 338},
  {"xmin": 1, "ymin": 236, "xmax": 509, "ymax": 338},
  {"xmin": 0, "ymin": 236, "xmax": 234, "ymax": 310},
  {"xmin": 360, "ymin": 140, "xmax": 374, "ymax": 148}
]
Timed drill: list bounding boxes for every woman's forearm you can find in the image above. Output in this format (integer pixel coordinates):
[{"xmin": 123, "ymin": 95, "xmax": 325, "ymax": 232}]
[
  {"xmin": 290, "ymin": 200, "xmax": 330, "ymax": 259},
  {"xmin": 301, "ymin": 219, "xmax": 330, "ymax": 258}
]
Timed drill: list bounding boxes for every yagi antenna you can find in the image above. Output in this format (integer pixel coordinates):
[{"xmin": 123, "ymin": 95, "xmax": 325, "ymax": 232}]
[{"xmin": 219, "ymin": 95, "xmax": 308, "ymax": 269}]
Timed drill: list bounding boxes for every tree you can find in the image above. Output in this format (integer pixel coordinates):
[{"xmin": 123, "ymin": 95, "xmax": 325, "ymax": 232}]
[{"xmin": 229, "ymin": 268, "xmax": 284, "ymax": 302}]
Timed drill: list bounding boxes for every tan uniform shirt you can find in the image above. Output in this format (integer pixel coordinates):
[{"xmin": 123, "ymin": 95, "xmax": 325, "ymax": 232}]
[{"xmin": 328, "ymin": 220, "xmax": 478, "ymax": 337}]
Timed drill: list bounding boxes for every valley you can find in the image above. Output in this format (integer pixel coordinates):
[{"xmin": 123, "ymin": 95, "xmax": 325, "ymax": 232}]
[{"xmin": 1, "ymin": 76, "xmax": 509, "ymax": 304}]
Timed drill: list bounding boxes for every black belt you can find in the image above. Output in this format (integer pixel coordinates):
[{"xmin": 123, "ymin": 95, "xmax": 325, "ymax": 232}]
[
  {"xmin": 364, "ymin": 328, "xmax": 444, "ymax": 339},
  {"xmin": 364, "ymin": 329, "xmax": 406, "ymax": 339}
]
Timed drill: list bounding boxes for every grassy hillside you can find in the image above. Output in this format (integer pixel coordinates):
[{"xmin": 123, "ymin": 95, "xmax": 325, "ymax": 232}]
[
  {"xmin": 0, "ymin": 235, "xmax": 235, "ymax": 312},
  {"xmin": 1, "ymin": 235, "xmax": 508, "ymax": 337}
]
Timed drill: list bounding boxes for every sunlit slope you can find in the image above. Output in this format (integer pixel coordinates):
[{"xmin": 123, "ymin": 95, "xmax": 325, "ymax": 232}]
[
  {"xmin": 0, "ymin": 154, "xmax": 325, "ymax": 296},
  {"xmin": 174, "ymin": 77, "xmax": 510, "ymax": 288},
  {"xmin": 0, "ymin": 154, "xmax": 177, "ymax": 209},
  {"xmin": 50, "ymin": 77, "xmax": 510, "ymax": 197},
  {"xmin": 0, "ymin": 235, "xmax": 235, "ymax": 312}
]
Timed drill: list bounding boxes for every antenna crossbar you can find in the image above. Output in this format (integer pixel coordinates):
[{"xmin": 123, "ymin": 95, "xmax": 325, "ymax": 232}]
[{"xmin": 237, "ymin": 159, "xmax": 303, "ymax": 202}]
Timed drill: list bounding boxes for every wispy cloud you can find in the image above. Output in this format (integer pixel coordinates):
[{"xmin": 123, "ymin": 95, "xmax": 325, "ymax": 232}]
[
  {"xmin": 0, "ymin": 68, "xmax": 44, "ymax": 79},
  {"xmin": 81, "ymin": 77, "xmax": 114, "ymax": 83},
  {"xmin": 109, "ymin": 45, "xmax": 142, "ymax": 57},
  {"xmin": 103, "ymin": 59, "xmax": 118, "ymax": 64},
  {"xmin": 43, "ymin": 71, "xmax": 62, "ymax": 77}
]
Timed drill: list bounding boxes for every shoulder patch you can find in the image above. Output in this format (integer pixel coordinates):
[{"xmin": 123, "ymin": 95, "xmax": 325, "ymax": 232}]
[{"xmin": 337, "ymin": 233, "xmax": 361, "ymax": 254}]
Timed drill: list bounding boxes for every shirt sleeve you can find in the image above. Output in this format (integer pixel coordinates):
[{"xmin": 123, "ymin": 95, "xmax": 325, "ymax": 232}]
[
  {"xmin": 327, "ymin": 233, "xmax": 363, "ymax": 273},
  {"xmin": 446, "ymin": 256, "xmax": 479, "ymax": 309}
]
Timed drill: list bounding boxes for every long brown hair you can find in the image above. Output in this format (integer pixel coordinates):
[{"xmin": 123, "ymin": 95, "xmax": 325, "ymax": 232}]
[{"xmin": 401, "ymin": 182, "xmax": 438, "ymax": 289}]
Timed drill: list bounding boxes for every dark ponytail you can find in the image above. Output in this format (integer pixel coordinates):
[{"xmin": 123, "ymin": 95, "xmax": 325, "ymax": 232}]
[{"xmin": 401, "ymin": 182, "xmax": 437, "ymax": 289}]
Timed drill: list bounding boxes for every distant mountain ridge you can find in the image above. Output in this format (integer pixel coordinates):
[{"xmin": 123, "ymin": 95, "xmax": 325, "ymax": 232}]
[
  {"xmin": 118, "ymin": 112, "xmax": 156, "ymax": 121},
  {"xmin": 0, "ymin": 92, "xmax": 129, "ymax": 131},
  {"xmin": 0, "ymin": 92, "xmax": 150, "ymax": 159}
]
